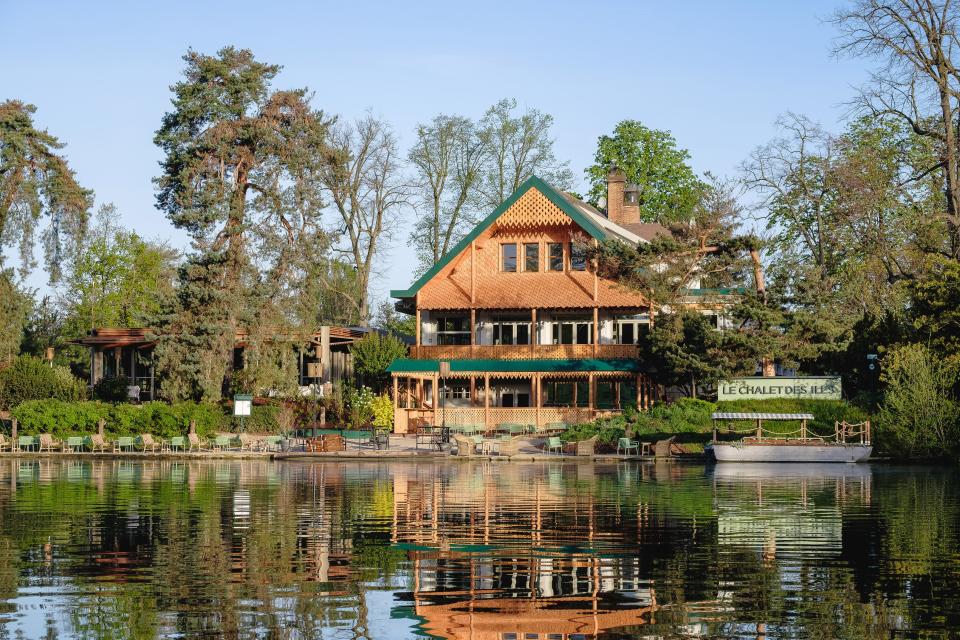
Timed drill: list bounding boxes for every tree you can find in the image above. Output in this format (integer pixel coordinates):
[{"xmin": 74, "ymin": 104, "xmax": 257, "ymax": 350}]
[
  {"xmin": 0, "ymin": 100, "xmax": 92, "ymax": 280},
  {"xmin": 371, "ymin": 299, "xmax": 415, "ymax": 337},
  {"xmin": 909, "ymin": 255, "xmax": 960, "ymax": 363},
  {"xmin": 833, "ymin": 0, "xmax": 960, "ymax": 257},
  {"xmin": 408, "ymin": 114, "xmax": 484, "ymax": 274},
  {"xmin": 585, "ymin": 120, "xmax": 703, "ymax": 223},
  {"xmin": 349, "ymin": 332, "xmax": 407, "ymax": 391},
  {"xmin": 153, "ymin": 46, "xmax": 335, "ymax": 400},
  {"xmin": 0, "ymin": 268, "xmax": 31, "ymax": 364},
  {"xmin": 475, "ymin": 98, "xmax": 573, "ymax": 210},
  {"xmin": 320, "ymin": 115, "xmax": 408, "ymax": 325}
]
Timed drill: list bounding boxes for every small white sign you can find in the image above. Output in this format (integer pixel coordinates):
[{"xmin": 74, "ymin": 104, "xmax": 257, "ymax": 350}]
[{"xmin": 234, "ymin": 399, "xmax": 252, "ymax": 417}]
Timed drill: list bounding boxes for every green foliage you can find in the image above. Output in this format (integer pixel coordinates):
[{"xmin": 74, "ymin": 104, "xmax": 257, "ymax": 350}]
[
  {"xmin": 910, "ymin": 256, "xmax": 960, "ymax": 365},
  {"xmin": 0, "ymin": 99, "xmax": 92, "ymax": 280},
  {"xmin": 370, "ymin": 393, "xmax": 393, "ymax": 430},
  {"xmin": 0, "ymin": 268, "xmax": 31, "ymax": 364},
  {"xmin": 343, "ymin": 386, "xmax": 375, "ymax": 430},
  {"xmin": 233, "ymin": 404, "xmax": 280, "ymax": 433},
  {"xmin": 586, "ymin": 120, "xmax": 703, "ymax": 223},
  {"xmin": 10, "ymin": 399, "xmax": 225, "ymax": 438},
  {"xmin": 350, "ymin": 332, "xmax": 407, "ymax": 390},
  {"xmin": 0, "ymin": 355, "xmax": 85, "ymax": 410},
  {"xmin": 92, "ymin": 376, "xmax": 131, "ymax": 402},
  {"xmin": 877, "ymin": 343, "xmax": 960, "ymax": 457}
]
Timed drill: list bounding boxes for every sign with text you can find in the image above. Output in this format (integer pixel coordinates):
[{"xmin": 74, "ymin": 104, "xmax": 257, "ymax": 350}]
[
  {"xmin": 233, "ymin": 394, "xmax": 253, "ymax": 417},
  {"xmin": 718, "ymin": 376, "xmax": 841, "ymax": 401}
]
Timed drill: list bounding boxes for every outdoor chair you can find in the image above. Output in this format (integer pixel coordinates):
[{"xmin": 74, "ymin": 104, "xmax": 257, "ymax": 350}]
[
  {"xmin": 66, "ymin": 436, "xmax": 86, "ymax": 452},
  {"xmin": 233, "ymin": 433, "xmax": 256, "ymax": 451},
  {"xmin": 545, "ymin": 422, "xmax": 567, "ymax": 434},
  {"xmin": 575, "ymin": 436, "xmax": 598, "ymax": 456},
  {"xmin": 654, "ymin": 436, "xmax": 676, "ymax": 458},
  {"xmin": 617, "ymin": 437, "xmax": 639, "ymax": 456},
  {"xmin": 187, "ymin": 433, "xmax": 206, "ymax": 451},
  {"xmin": 136, "ymin": 434, "xmax": 163, "ymax": 453},
  {"xmin": 114, "ymin": 436, "xmax": 135, "ymax": 452},
  {"xmin": 169, "ymin": 436, "xmax": 187, "ymax": 452},
  {"xmin": 262, "ymin": 435, "xmax": 283, "ymax": 452},
  {"xmin": 0, "ymin": 434, "xmax": 10, "ymax": 452},
  {"xmin": 86, "ymin": 434, "xmax": 110, "ymax": 453},
  {"xmin": 453, "ymin": 434, "xmax": 477, "ymax": 456},
  {"xmin": 18, "ymin": 435, "xmax": 38, "ymax": 452},
  {"xmin": 213, "ymin": 435, "xmax": 232, "ymax": 451},
  {"xmin": 497, "ymin": 436, "xmax": 523, "ymax": 457},
  {"xmin": 545, "ymin": 436, "xmax": 563, "ymax": 455},
  {"xmin": 38, "ymin": 434, "xmax": 62, "ymax": 452}
]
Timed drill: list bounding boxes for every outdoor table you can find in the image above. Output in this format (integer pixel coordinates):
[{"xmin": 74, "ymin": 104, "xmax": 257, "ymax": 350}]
[
  {"xmin": 480, "ymin": 440, "xmax": 499, "ymax": 455},
  {"xmin": 641, "ymin": 442, "xmax": 653, "ymax": 456},
  {"xmin": 374, "ymin": 430, "xmax": 390, "ymax": 450},
  {"xmin": 416, "ymin": 427, "xmax": 444, "ymax": 451}
]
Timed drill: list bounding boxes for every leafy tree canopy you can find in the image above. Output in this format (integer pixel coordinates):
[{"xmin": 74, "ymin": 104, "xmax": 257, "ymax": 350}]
[{"xmin": 586, "ymin": 120, "xmax": 703, "ymax": 223}]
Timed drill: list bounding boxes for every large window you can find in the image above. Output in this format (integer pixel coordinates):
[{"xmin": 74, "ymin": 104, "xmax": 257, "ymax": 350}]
[
  {"xmin": 570, "ymin": 243, "xmax": 587, "ymax": 271},
  {"xmin": 492, "ymin": 317, "xmax": 531, "ymax": 345},
  {"xmin": 543, "ymin": 380, "xmax": 590, "ymax": 407},
  {"xmin": 443, "ymin": 382, "xmax": 471, "ymax": 400},
  {"xmin": 551, "ymin": 317, "xmax": 593, "ymax": 345},
  {"xmin": 613, "ymin": 314, "xmax": 650, "ymax": 345},
  {"xmin": 524, "ymin": 243, "xmax": 539, "ymax": 272},
  {"xmin": 436, "ymin": 315, "xmax": 471, "ymax": 345},
  {"xmin": 501, "ymin": 243, "xmax": 517, "ymax": 272},
  {"xmin": 547, "ymin": 243, "xmax": 564, "ymax": 271}
]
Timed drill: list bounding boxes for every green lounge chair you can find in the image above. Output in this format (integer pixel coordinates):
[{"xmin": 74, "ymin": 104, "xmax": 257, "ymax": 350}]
[
  {"xmin": 263, "ymin": 435, "xmax": 283, "ymax": 452},
  {"xmin": 169, "ymin": 436, "xmax": 187, "ymax": 452},
  {"xmin": 545, "ymin": 436, "xmax": 563, "ymax": 455},
  {"xmin": 213, "ymin": 435, "xmax": 232, "ymax": 451},
  {"xmin": 115, "ymin": 436, "xmax": 136, "ymax": 452},
  {"xmin": 66, "ymin": 436, "xmax": 86, "ymax": 452},
  {"xmin": 18, "ymin": 435, "xmax": 38, "ymax": 451}
]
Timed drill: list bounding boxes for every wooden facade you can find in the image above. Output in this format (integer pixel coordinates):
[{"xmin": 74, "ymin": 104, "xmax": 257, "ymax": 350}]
[{"xmin": 388, "ymin": 176, "xmax": 668, "ymax": 433}]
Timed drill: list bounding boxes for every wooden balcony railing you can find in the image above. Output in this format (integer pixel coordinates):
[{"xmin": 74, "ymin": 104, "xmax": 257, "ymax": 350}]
[{"xmin": 408, "ymin": 344, "xmax": 639, "ymax": 360}]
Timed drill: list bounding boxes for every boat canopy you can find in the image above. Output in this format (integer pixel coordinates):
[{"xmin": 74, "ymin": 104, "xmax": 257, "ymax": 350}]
[{"xmin": 711, "ymin": 412, "xmax": 815, "ymax": 421}]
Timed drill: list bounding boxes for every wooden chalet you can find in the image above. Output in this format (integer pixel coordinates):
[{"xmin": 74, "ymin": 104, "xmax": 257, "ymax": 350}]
[{"xmin": 388, "ymin": 171, "xmax": 731, "ymax": 433}]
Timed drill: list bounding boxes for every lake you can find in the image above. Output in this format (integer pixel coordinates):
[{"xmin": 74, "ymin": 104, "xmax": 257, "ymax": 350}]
[{"xmin": 0, "ymin": 458, "xmax": 957, "ymax": 639}]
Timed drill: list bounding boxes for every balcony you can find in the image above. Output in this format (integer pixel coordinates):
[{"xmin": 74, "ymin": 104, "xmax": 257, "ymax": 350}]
[{"xmin": 408, "ymin": 344, "xmax": 640, "ymax": 360}]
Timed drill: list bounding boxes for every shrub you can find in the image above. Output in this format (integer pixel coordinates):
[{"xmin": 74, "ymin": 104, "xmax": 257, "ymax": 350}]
[
  {"xmin": 343, "ymin": 386, "xmax": 375, "ymax": 430},
  {"xmin": 350, "ymin": 333, "xmax": 407, "ymax": 390},
  {"xmin": 0, "ymin": 355, "xmax": 86, "ymax": 410},
  {"xmin": 877, "ymin": 343, "xmax": 960, "ymax": 457},
  {"xmin": 10, "ymin": 399, "xmax": 224, "ymax": 438},
  {"xmin": 11, "ymin": 400, "xmax": 110, "ymax": 437},
  {"xmin": 371, "ymin": 394, "xmax": 394, "ymax": 430},
  {"xmin": 92, "ymin": 376, "xmax": 130, "ymax": 402},
  {"xmin": 231, "ymin": 403, "xmax": 279, "ymax": 433}
]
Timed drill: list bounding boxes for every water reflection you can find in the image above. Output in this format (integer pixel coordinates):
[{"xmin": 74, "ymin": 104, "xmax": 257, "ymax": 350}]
[{"xmin": 0, "ymin": 458, "xmax": 957, "ymax": 638}]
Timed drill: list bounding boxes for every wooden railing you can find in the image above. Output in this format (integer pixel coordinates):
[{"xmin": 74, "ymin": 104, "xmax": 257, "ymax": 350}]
[
  {"xmin": 409, "ymin": 344, "xmax": 639, "ymax": 360},
  {"xmin": 394, "ymin": 406, "xmax": 597, "ymax": 433}
]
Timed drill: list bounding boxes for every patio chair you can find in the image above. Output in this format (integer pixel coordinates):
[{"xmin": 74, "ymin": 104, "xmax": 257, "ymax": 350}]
[
  {"xmin": 18, "ymin": 435, "xmax": 38, "ymax": 452},
  {"xmin": 654, "ymin": 436, "xmax": 676, "ymax": 458},
  {"xmin": 617, "ymin": 437, "xmax": 639, "ymax": 456},
  {"xmin": 453, "ymin": 434, "xmax": 477, "ymax": 456},
  {"xmin": 497, "ymin": 436, "xmax": 524, "ymax": 457},
  {"xmin": 66, "ymin": 436, "xmax": 86, "ymax": 452},
  {"xmin": 234, "ymin": 433, "xmax": 257, "ymax": 451},
  {"xmin": 0, "ymin": 433, "xmax": 10, "ymax": 452},
  {"xmin": 169, "ymin": 436, "xmax": 187, "ymax": 452},
  {"xmin": 262, "ymin": 435, "xmax": 283, "ymax": 452},
  {"xmin": 114, "ymin": 436, "xmax": 136, "ymax": 452},
  {"xmin": 187, "ymin": 433, "xmax": 206, "ymax": 451},
  {"xmin": 136, "ymin": 434, "xmax": 163, "ymax": 453},
  {"xmin": 86, "ymin": 434, "xmax": 110, "ymax": 453},
  {"xmin": 545, "ymin": 436, "xmax": 563, "ymax": 455},
  {"xmin": 38, "ymin": 434, "xmax": 62, "ymax": 452},
  {"xmin": 545, "ymin": 422, "xmax": 567, "ymax": 434},
  {"xmin": 575, "ymin": 436, "xmax": 598, "ymax": 456},
  {"xmin": 212, "ymin": 435, "xmax": 232, "ymax": 451}
]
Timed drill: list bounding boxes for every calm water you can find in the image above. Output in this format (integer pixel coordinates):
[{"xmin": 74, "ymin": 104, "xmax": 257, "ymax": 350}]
[{"xmin": 0, "ymin": 459, "xmax": 957, "ymax": 639}]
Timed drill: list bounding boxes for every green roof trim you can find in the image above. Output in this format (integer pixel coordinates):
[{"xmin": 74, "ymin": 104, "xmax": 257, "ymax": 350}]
[
  {"xmin": 386, "ymin": 358, "xmax": 643, "ymax": 373},
  {"xmin": 390, "ymin": 176, "xmax": 606, "ymax": 299}
]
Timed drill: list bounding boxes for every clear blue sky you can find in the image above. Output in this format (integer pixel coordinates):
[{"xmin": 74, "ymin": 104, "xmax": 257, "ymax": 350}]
[{"xmin": 2, "ymin": 0, "xmax": 869, "ymax": 304}]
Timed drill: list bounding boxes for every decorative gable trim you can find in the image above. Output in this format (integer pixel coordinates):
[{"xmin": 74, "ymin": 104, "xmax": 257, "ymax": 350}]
[{"xmin": 390, "ymin": 176, "xmax": 606, "ymax": 300}]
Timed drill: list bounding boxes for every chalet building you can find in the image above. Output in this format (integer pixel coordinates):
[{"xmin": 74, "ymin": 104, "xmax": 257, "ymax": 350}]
[
  {"xmin": 76, "ymin": 326, "xmax": 369, "ymax": 401},
  {"xmin": 387, "ymin": 171, "xmax": 732, "ymax": 433}
]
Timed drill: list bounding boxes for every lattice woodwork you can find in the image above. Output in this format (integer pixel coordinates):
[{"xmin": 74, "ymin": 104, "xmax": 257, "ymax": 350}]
[
  {"xmin": 495, "ymin": 188, "xmax": 573, "ymax": 230},
  {"xmin": 410, "ymin": 344, "xmax": 640, "ymax": 360}
]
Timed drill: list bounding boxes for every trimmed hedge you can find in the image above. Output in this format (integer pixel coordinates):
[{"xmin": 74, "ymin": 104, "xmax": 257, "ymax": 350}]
[
  {"xmin": 0, "ymin": 355, "xmax": 85, "ymax": 410},
  {"xmin": 11, "ymin": 400, "xmax": 226, "ymax": 438}
]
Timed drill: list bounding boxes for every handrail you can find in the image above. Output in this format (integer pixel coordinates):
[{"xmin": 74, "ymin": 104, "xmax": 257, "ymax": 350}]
[{"xmin": 713, "ymin": 419, "xmax": 871, "ymax": 445}]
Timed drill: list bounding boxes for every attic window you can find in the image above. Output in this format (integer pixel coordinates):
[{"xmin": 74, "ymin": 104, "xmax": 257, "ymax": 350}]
[{"xmin": 501, "ymin": 243, "xmax": 517, "ymax": 272}]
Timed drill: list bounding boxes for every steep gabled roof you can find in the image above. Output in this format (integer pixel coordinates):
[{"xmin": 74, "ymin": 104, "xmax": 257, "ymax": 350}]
[{"xmin": 391, "ymin": 176, "xmax": 642, "ymax": 300}]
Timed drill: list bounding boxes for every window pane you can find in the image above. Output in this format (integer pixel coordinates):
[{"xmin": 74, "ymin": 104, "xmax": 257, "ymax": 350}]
[
  {"xmin": 548, "ymin": 243, "xmax": 563, "ymax": 271},
  {"xmin": 502, "ymin": 243, "xmax": 517, "ymax": 272},
  {"xmin": 502, "ymin": 324, "xmax": 514, "ymax": 345},
  {"xmin": 561, "ymin": 324, "xmax": 573, "ymax": 344},
  {"xmin": 571, "ymin": 244, "xmax": 587, "ymax": 271},
  {"xmin": 621, "ymin": 324, "xmax": 634, "ymax": 345},
  {"xmin": 576, "ymin": 323, "xmax": 590, "ymax": 344},
  {"xmin": 516, "ymin": 324, "xmax": 529, "ymax": 345},
  {"xmin": 524, "ymin": 243, "xmax": 539, "ymax": 271}
]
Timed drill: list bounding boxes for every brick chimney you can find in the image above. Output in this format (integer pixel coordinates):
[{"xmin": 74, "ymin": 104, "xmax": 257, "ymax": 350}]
[{"xmin": 606, "ymin": 166, "xmax": 640, "ymax": 225}]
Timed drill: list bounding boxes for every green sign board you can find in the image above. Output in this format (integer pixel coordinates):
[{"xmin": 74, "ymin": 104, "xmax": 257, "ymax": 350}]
[{"xmin": 718, "ymin": 376, "xmax": 841, "ymax": 401}]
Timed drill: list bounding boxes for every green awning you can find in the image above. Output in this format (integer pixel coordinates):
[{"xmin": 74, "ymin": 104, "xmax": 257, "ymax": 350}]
[{"xmin": 387, "ymin": 358, "xmax": 643, "ymax": 374}]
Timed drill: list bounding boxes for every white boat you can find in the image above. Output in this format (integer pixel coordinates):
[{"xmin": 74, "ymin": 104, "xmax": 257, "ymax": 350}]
[{"xmin": 708, "ymin": 412, "xmax": 873, "ymax": 463}]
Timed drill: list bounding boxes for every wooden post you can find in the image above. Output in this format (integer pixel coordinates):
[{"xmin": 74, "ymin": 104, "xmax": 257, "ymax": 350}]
[
  {"xmin": 530, "ymin": 308, "xmax": 537, "ymax": 355},
  {"xmin": 470, "ymin": 308, "xmax": 476, "ymax": 357},
  {"xmin": 470, "ymin": 241, "xmax": 476, "ymax": 304},
  {"xmin": 614, "ymin": 381, "xmax": 621, "ymax": 410},
  {"xmin": 393, "ymin": 376, "xmax": 399, "ymax": 409},
  {"xmin": 415, "ymin": 309, "xmax": 422, "ymax": 349},
  {"xmin": 588, "ymin": 373, "xmax": 595, "ymax": 417},
  {"xmin": 865, "ymin": 420, "xmax": 871, "ymax": 444},
  {"xmin": 572, "ymin": 378, "xmax": 578, "ymax": 407},
  {"xmin": 535, "ymin": 374, "xmax": 541, "ymax": 430},
  {"xmin": 635, "ymin": 374, "xmax": 642, "ymax": 411},
  {"xmin": 469, "ymin": 376, "xmax": 476, "ymax": 408},
  {"xmin": 433, "ymin": 372, "xmax": 439, "ymax": 423},
  {"xmin": 484, "ymin": 373, "xmax": 490, "ymax": 431},
  {"xmin": 756, "ymin": 418, "xmax": 762, "ymax": 441},
  {"xmin": 10, "ymin": 418, "xmax": 17, "ymax": 451},
  {"xmin": 593, "ymin": 307, "xmax": 599, "ymax": 356},
  {"xmin": 801, "ymin": 418, "xmax": 806, "ymax": 440}
]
